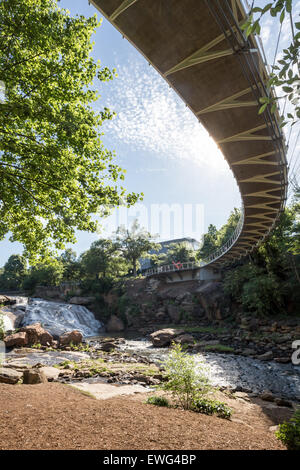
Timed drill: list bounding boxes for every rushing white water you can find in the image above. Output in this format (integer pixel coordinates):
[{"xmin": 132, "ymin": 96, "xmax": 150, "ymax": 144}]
[
  {"xmin": 1, "ymin": 314, "xmax": 13, "ymax": 332},
  {"xmin": 20, "ymin": 298, "xmax": 103, "ymax": 338}
]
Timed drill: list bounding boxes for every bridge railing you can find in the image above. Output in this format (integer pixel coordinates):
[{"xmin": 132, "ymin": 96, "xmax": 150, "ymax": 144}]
[{"xmin": 144, "ymin": 210, "xmax": 244, "ymax": 277}]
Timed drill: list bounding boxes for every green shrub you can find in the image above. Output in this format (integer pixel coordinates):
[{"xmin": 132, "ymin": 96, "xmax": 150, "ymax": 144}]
[
  {"xmin": 275, "ymin": 408, "xmax": 300, "ymax": 450},
  {"xmin": 158, "ymin": 342, "xmax": 212, "ymax": 410},
  {"xmin": 192, "ymin": 398, "xmax": 232, "ymax": 419},
  {"xmin": 224, "ymin": 263, "xmax": 284, "ymax": 316},
  {"xmin": 146, "ymin": 396, "xmax": 169, "ymax": 407}
]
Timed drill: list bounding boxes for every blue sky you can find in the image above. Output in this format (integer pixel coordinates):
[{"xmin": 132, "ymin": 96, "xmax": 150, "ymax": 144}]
[{"xmin": 0, "ymin": 0, "xmax": 299, "ymax": 266}]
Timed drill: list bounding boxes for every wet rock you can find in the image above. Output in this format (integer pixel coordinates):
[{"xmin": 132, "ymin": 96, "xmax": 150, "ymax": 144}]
[
  {"xmin": 173, "ymin": 333, "xmax": 195, "ymax": 345},
  {"xmin": 257, "ymin": 351, "xmax": 273, "ymax": 361},
  {"xmin": 20, "ymin": 323, "xmax": 53, "ymax": 346},
  {"xmin": 69, "ymin": 296, "xmax": 95, "ymax": 305},
  {"xmin": 0, "ymin": 295, "xmax": 16, "ymax": 306},
  {"xmin": 149, "ymin": 328, "xmax": 184, "ymax": 347},
  {"xmin": 59, "ymin": 330, "xmax": 83, "ymax": 346},
  {"xmin": 74, "ymin": 369, "xmax": 92, "ymax": 378},
  {"xmin": 99, "ymin": 341, "xmax": 117, "ymax": 352},
  {"xmin": 274, "ymin": 357, "xmax": 291, "ymax": 364},
  {"xmin": 274, "ymin": 397, "xmax": 293, "ymax": 407},
  {"xmin": 23, "ymin": 369, "xmax": 47, "ymax": 384},
  {"xmin": 106, "ymin": 315, "xmax": 125, "ymax": 332},
  {"xmin": 260, "ymin": 390, "xmax": 275, "ymax": 402},
  {"xmin": 242, "ymin": 348, "xmax": 257, "ymax": 356},
  {"xmin": 39, "ymin": 366, "xmax": 60, "ymax": 381},
  {"xmin": 0, "ymin": 367, "xmax": 23, "ymax": 384},
  {"xmin": 4, "ymin": 331, "xmax": 28, "ymax": 348}
]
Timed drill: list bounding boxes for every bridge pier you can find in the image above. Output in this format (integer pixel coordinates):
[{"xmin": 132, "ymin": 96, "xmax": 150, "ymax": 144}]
[{"xmin": 161, "ymin": 266, "xmax": 221, "ymax": 283}]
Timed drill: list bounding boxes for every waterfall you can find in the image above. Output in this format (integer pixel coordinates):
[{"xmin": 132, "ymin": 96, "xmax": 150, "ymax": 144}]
[
  {"xmin": 2, "ymin": 314, "xmax": 13, "ymax": 332},
  {"xmin": 20, "ymin": 298, "xmax": 103, "ymax": 338}
]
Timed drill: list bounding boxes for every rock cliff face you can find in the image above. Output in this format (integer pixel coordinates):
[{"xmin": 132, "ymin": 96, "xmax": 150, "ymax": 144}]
[
  {"xmin": 99, "ymin": 277, "xmax": 300, "ymax": 363},
  {"xmin": 102, "ymin": 277, "xmax": 232, "ymax": 333}
]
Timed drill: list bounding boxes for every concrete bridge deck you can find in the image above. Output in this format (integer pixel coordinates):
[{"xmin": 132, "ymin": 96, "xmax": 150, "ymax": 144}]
[{"xmin": 91, "ymin": 0, "xmax": 288, "ymax": 276}]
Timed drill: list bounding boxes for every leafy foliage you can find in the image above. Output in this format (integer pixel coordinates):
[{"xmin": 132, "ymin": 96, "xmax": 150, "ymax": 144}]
[
  {"xmin": 223, "ymin": 194, "xmax": 300, "ymax": 315},
  {"xmin": 22, "ymin": 257, "xmax": 64, "ymax": 290},
  {"xmin": 158, "ymin": 342, "xmax": 212, "ymax": 410},
  {"xmin": 113, "ymin": 220, "xmax": 160, "ymax": 276},
  {"xmin": 191, "ymin": 398, "xmax": 232, "ymax": 419},
  {"xmin": 0, "ymin": 0, "xmax": 140, "ymax": 260},
  {"xmin": 0, "ymin": 254, "xmax": 27, "ymax": 290},
  {"xmin": 146, "ymin": 396, "xmax": 170, "ymax": 407},
  {"xmin": 80, "ymin": 239, "xmax": 128, "ymax": 280},
  {"xmin": 241, "ymin": 1, "xmax": 300, "ymax": 126},
  {"xmin": 276, "ymin": 408, "xmax": 300, "ymax": 450},
  {"xmin": 198, "ymin": 208, "xmax": 241, "ymax": 260},
  {"xmin": 224, "ymin": 264, "xmax": 284, "ymax": 315},
  {"xmin": 160, "ymin": 241, "xmax": 196, "ymax": 265}
]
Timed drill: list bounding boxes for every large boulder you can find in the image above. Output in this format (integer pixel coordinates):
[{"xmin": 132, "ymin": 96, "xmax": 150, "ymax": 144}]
[
  {"xmin": 173, "ymin": 333, "xmax": 195, "ymax": 346},
  {"xmin": 0, "ymin": 367, "xmax": 23, "ymax": 384},
  {"xmin": 19, "ymin": 323, "xmax": 53, "ymax": 346},
  {"xmin": 59, "ymin": 330, "xmax": 83, "ymax": 346},
  {"xmin": 39, "ymin": 366, "xmax": 60, "ymax": 381},
  {"xmin": 106, "ymin": 315, "xmax": 125, "ymax": 332},
  {"xmin": 149, "ymin": 328, "xmax": 184, "ymax": 347},
  {"xmin": 4, "ymin": 331, "xmax": 28, "ymax": 348},
  {"xmin": 23, "ymin": 369, "xmax": 47, "ymax": 384},
  {"xmin": 0, "ymin": 295, "xmax": 16, "ymax": 306}
]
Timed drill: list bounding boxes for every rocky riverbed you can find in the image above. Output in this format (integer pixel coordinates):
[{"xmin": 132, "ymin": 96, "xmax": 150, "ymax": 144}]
[
  {"xmin": 1, "ymin": 295, "xmax": 299, "ymax": 403},
  {"xmin": 1, "ymin": 335, "xmax": 299, "ymax": 403}
]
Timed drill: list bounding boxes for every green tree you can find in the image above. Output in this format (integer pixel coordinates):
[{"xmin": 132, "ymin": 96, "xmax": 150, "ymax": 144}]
[
  {"xmin": 198, "ymin": 224, "xmax": 218, "ymax": 260},
  {"xmin": 0, "ymin": 254, "xmax": 27, "ymax": 290},
  {"xmin": 0, "ymin": 0, "xmax": 140, "ymax": 260},
  {"xmin": 216, "ymin": 208, "xmax": 241, "ymax": 246},
  {"xmin": 158, "ymin": 343, "xmax": 212, "ymax": 410},
  {"xmin": 113, "ymin": 220, "xmax": 160, "ymax": 276},
  {"xmin": 223, "ymin": 192, "xmax": 300, "ymax": 315},
  {"xmin": 80, "ymin": 239, "xmax": 125, "ymax": 279},
  {"xmin": 22, "ymin": 257, "xmax": 64, "ymax": 290},
  {"xmin": 197, "ymin": 209, "xmax": 241, "ymax": 261},
  {"xmin": 242, "ymin": 1, "xmax": 300, "ymax": 125},
  {"xmin": 59, "ymin": 248, "xmax": 82, "ymax": 281},
  {"xmin": 162, "ymin": 242, "xmax": 196, "ymax": 265}
]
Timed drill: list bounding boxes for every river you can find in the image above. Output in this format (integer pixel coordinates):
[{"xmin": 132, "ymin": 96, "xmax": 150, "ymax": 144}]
[{"xmin": 1, "ymin": 297, "xmax": 300, "ymax": 400}]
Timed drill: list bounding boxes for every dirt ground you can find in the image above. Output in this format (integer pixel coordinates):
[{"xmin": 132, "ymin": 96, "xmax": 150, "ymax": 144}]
[{"xmin": 0, "ymin": 382, "xmax": 292, "ymax": 450}]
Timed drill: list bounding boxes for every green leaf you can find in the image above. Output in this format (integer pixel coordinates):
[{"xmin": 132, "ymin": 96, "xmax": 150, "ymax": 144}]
[
  {"xmin": 259, "ymin": 96, "xmax": 269, "ymax": 103},
  {"xmin": 259, "ymin": 103, "xmax": 268, "ymax": 114},
  {"xmin": 282, "ymin": 86, "xmax": 294, "ymax": 93}
]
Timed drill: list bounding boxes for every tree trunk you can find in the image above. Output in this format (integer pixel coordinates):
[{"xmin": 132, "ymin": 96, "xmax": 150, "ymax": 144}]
[{"xmin": 133, "ymin": 260, "xmax": 137, "ymax": 277}]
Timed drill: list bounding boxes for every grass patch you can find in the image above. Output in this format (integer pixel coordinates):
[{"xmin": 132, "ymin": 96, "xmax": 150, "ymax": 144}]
[
  {"xmin": 203, "ymin": 344, "xmax": 234, "ymax": 353},
  {"xmin": 146, "ymin": 396, "xmax": 169, "ymax": 407}
]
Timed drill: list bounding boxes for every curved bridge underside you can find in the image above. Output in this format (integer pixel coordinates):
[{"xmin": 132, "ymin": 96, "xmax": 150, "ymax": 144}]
[{"xmin": 91, "ymin": 0, "xmax": 288, "ymax": 272}]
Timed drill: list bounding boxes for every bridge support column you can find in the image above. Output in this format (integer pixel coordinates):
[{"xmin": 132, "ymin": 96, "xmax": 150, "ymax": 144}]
[{"xmin": 163, "ymin": 267, "xmax": 221, "ymax": 283}]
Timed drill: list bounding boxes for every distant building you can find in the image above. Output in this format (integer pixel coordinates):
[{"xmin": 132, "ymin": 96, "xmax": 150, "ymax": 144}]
[{"xmin": 139, "ymin": 237, "xmax": 201, "ymax": 272}]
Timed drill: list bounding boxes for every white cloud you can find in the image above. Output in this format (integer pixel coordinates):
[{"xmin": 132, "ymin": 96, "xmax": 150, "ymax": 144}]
[{"xmin": 98, "ymin": 57, "xmax": 229, "ymax": 172}]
